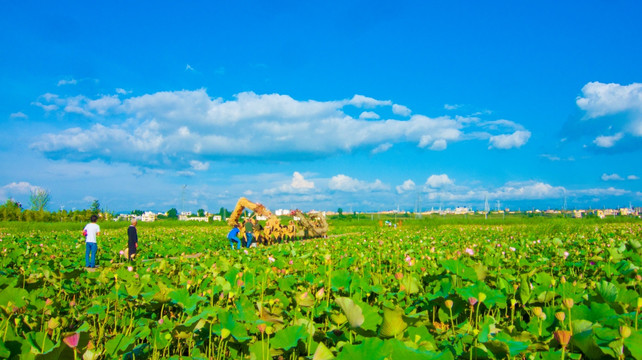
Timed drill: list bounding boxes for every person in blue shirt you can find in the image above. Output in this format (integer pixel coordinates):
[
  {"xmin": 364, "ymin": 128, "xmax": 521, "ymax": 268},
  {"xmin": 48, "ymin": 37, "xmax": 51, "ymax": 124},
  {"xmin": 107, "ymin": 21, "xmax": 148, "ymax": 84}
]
[{"xmin": 228, "ymin": 224, "xmax": 242, "ymax": 250}]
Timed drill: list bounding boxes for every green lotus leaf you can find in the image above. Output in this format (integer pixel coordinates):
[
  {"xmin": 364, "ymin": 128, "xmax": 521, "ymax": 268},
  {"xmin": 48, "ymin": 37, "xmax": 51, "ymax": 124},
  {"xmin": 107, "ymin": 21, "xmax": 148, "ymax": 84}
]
[
  {"xmin": 105, "ymin": 333, "xmax": 136, "ymax": 357},
  {"xmin": 379, "ymin": 307, "xmax": 407, "ymax": 338},
  {"xmin": 440, "ymin": 259, "xmax": 478, "ymax": 281},
  {"xmin": 624, "ymin": 331, "xmax": 642, "ymax": 360},
  {"xmin": 270, "ymin": 325, "xmax": 307, "ymax": 350},
  {"xmin": 335, "ymin": 297, "xmax": 365, "ymax": 328},
  {"xmin": 331, "ymin": 269, "xmax": 352, "ymax": 291},
  {"xmin": 313, "ymin": 342, "xmax": 335, "ymax": 360},
  {"xmin": 595, "ymin": 281, "xmax": 618, "ymax": 303}
]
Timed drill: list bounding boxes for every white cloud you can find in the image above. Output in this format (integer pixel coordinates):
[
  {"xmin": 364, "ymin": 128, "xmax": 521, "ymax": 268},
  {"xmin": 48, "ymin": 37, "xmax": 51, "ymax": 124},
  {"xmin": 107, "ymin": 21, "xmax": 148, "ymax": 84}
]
[
  {"xmin": 116, "ymin": 88, "xmax": 131, "ymax": 95},
  {"xmin": 87, "ymin": 95, "xmax": 121, "ymax": 115},
  {"xmin": 57, "ymin": 79, "xmax": 77, "ymax": 86},
  {"xmin": 359, "ymin": 111, "xmax": 380, "ymax": 120},
  {"xmin": 264, "ymin": 172, "xmax": 315, "ymax": 195},
  {"xmin": 593, "ymin": 133, "xmax": 623, "ymax": 148},
  {"xmin": 392, "ymin": 104, "xmax": 411, "ymax": 116},
  {"xmin": 444, "ymin": 104, "xmax": 461, "ymax": 110},
  {"xmin": 31, "ymin": 89, "xmax": 531, "ymax": 167},
  {"xmin": 492, "ymin": 181, "xmax": 566, "ymax": 200},
  {"xmin": 425, "ymin": 174, "xmax": 453, "ymax": 188},
  {"xmin": 189, "ymin": 160, "xmax": 209, "ymax": 171},
  {"xmin": 488, "ymin": 130, "xmax": 531, "ymax": 149},
  {"xmin": 329, "ymin": 174, "xmax": 388, "ymax": 192},
  {"xmin": 348, "ymin": 95, "xmax": 392, "ymax": 108},
  {"xmin": 0, "ymin": 182, "xmax": 40, "ymax": 200},
  {"xmin": 291, "ymin": 172, "xmax": 314, "ymax": 189},
  {"xmin": 371, "ymin": 143, "xmax": 392, "ymax": 154},
  {"xmin": 396, "ymin": 179, "xmax": 416, "ymax": 194},
  {"xmin": 186, "ymin": 64, "xmax": 196, "ymax": 71},
  {"xmin": 32, "ymin": 101, "xmax": 58, "ymax": 112},
  {"xmin": 572, "ymin": 187, "xmax": 630, "ymax": 197},
  {"xmin": 576, "ymin": 82, "xmax": 642, "ymax": 119},
  {"xmin": 430, "ymin": 139, "xmax": 447, "ymax": 151},
  {"xmin": 627, "ymin": 175, "xmax": 639, "ymax": 180},
  {"xmin": 601, "ymin": 173, "xmax": 623, "ymax": 181},
  {"xmin": 9, "ymin": 112, "xmax": 28, "ymax": 119}
]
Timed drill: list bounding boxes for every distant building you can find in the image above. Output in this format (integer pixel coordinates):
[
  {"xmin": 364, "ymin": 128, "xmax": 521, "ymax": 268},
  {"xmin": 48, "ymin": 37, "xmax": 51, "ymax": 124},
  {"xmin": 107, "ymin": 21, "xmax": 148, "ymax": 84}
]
[{"xmin": 141, "ymin": 211, "xmax": 157, "ymax": 222}]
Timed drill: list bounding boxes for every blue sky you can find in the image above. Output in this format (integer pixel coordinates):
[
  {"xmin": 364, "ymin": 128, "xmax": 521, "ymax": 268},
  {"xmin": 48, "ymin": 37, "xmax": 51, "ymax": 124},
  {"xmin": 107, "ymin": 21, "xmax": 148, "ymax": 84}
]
[{"xmin": 1, "ymin": 1, "xmax": 642, "ymax": 213}]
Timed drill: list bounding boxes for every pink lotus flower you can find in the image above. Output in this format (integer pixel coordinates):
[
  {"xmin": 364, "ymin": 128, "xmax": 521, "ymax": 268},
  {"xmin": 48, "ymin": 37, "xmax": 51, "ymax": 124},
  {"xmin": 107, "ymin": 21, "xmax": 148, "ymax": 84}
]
[
  {"xmin": 289, "ymin": 260, "xmax": 293, "ymax": 265},
  {"xmin": 63, "ymin": 333, "xmax": 79, "ymax": 348},
  {"xmin": 268, "ymin": 255, "xmax": 275, "ymax": 263},
  {"xmin": 158, "ymin": 318, "xmax": 164, "ymax": 325},
  {"xmin": 127, "ymin": 266, "xmax": 133, "ymax": 272},
  {"xmin": 468, "ymin": 297, "xmax": 478, "ymax": 306},
  {"xmin": 465, "ymin": 248, "xmax": 474, "ymax": 256},
  {"xmin": 119, "ymin": 250, "xmax": 124, "ymax": 255}
]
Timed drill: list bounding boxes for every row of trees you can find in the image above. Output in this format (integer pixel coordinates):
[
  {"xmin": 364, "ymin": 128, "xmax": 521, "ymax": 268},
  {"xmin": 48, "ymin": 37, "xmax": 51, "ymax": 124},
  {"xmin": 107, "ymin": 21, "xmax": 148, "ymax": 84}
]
[
  {"xmin": 0, "ymin": 189, "xmax": 105, "ymax": 222},
  {"xmin": 1, "ymin": 188, "xmax": 235, "ymax": 222}
]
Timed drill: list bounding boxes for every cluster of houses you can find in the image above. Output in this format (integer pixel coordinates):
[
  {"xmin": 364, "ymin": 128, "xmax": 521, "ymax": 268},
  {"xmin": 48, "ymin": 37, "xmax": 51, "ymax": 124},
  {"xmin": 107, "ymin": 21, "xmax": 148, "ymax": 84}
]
[{"xmin": 115, "ymin": 206, "xmax": 640, "ymax": 222}]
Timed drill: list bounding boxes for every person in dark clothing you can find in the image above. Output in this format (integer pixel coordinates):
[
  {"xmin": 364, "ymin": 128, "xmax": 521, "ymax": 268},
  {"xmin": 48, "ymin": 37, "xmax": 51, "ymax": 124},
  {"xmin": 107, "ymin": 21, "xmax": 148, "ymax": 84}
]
[
  {"xmin": 128, "ymin": 219, "xmax": 138, "ymax": 261},
  {"xmin": 244, "ymin": 219, "xmax": 254, "ymax": 248}
]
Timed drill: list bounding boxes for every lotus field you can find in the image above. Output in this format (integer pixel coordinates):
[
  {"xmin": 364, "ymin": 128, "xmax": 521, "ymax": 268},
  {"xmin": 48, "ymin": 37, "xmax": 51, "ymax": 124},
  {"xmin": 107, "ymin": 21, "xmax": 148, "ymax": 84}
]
[{"xmin": 1, "ymin": 219, "xmax": 642, "ymax": 359}]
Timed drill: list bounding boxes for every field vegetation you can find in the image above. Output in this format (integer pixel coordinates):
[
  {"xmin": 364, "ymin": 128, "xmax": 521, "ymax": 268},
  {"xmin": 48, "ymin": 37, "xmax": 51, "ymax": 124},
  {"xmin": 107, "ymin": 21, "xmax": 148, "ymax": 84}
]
[{"xmin": 0, "ymin": 216, "xmax": 641, "ymax": 359}]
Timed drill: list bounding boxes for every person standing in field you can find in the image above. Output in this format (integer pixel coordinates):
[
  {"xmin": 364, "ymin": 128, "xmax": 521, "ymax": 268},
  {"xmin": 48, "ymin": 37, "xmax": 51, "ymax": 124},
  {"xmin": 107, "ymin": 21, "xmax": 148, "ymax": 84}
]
[
  {"xmin": 228, "ymin": 224, "xmax": 242, "ymax": 249},
  {"xmin": 83, "ymin": 214, "xmax": 100, "ymax": 268},
  {"xmin": 245, "ymin": 218, "xmax": 254, "ymax": 248},
  {"xmin": 128, "ymin": 219, "xmax": 138, "ymax": 261}
]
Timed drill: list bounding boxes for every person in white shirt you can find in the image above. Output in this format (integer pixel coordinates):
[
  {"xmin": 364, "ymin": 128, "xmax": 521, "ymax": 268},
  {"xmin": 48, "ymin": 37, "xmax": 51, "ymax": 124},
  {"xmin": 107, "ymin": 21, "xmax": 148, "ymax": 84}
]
[{"xmin": 83, "ymin": 214, "xmax": 101, "ymax": 268}]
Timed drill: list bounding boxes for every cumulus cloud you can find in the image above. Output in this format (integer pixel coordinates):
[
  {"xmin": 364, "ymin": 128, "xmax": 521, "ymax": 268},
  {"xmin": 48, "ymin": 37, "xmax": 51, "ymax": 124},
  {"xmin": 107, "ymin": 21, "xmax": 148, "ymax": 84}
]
[
  {"xmin": 9, "ymin": 112, "xmax": 28, "ymax": 119},
  {"xmin": 359, "ymin": 111, "xmax": 380, "ymax": 120},
  {"xmin": 593, "ymin": 133, "xmax": 623, "ymax": 148},
  {"xmin": 444, "ymin": 104, "xmax": 461, "ymax": 110},
  {"xmin": 576, "ymin": 82, "xmax": 642, "ymax": 119},
  {"xmin": 392, "ymin": 104, "xmax": 411, "ymax": 116},
  {"xmin": 396, "ymin": 179, "xmax": 416, "ymax": 194},
  {"xmin": 488, "ymin": 130, "xmax": 531, "ymax": 149},
  {"xmin": 570, "ymin": 82, "xmax": 642, "ymax": 151},
  {"xmin": 30, "ymin": 89, "xmax": 530, "ymax": 168},
  {"xmin": 1, "ymin": 182, "xmax": 41, "ymax": 199},
  {"xmin": 425, "ymin": 174, "xmax": 453, "ymax": 188},
  {"xmin": 57, "ymin": 79, "xmax": 77, "ymax": 86},
  {"xmin": 601, "ymin": 173, "xmax": 623, "ymax": 181},
  {"xmin": 371, "ymin": 143, "xmax": 392, "ymax": 154},
  {"xmin": 189, "ymin": 160, "xmax": 209, "ymax": 171},
  {"xmin": 329, "ymin": 174, "xmax": 388, "ymax": 192},
  {"xmin": 264, "ymin": 172, "xmax": 315, "ymax": 195},
  {"xmin": 291, "ymin": 172, "xmax": 314, "ymax": 189},
  {"xmin": 628, "ymin": 175, "xmax": 639, "ymax": 180}
]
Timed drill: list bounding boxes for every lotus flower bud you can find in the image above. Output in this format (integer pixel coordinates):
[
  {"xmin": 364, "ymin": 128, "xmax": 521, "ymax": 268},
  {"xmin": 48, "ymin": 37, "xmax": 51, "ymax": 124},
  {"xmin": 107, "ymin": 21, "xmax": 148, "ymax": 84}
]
[
  {"xmin": 560, "ymin": 276, "xmax": 566, "ymax": 284},
  {"xmin": 554, "ymin": 330, "xmax": 572, "ymax": 347},
  {"xmin": 445, "ymin": 300, "xmax": 453, "ymax": 310},
  {"xmin": 478, "ymin": 292, "xmax": 487, "ymax": 303},
  {"xmin": 532, "ymin": 307, "xmax": 543, "ymax": 318},
  {"xmin": 257, "ymin": 323, "xmax": 266, "ymax": 334},
  {"xmin": 468, "ymin": 297, "xmax": 478, "ymax": 306},
  {"xmin": 555, "ymin": 312, "xmax": 565, "ymax": 322},
  {"xmin": 620, "ymin": 325, "xmax": 632, "ymax": 339},
  {"xmin": 562, "ymin": 298, "xmax": 574, "ymax": 309}
]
